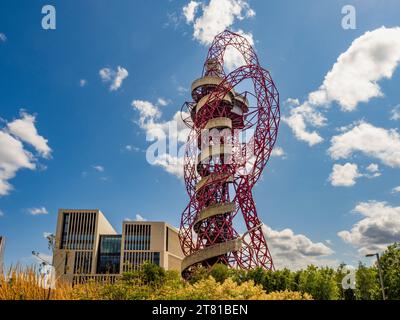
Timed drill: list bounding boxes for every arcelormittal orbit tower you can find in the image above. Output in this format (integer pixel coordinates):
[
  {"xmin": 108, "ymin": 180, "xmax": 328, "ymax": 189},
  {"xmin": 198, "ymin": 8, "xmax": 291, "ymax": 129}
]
[{"xmin": 179, "ymin": 30, "xmax": 280, "ymax": 276}]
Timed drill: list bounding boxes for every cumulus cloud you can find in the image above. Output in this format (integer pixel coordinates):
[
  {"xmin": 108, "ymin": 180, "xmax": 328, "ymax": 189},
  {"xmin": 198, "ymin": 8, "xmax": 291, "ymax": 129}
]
[
  {"xmin": 79, "ymin": 79, "xmax": 87, "ymax": 87},
  {"xmin": 28, "ymin": 207, "xmax": 48, "ymax": 216},
  {"xmin": 338, "ymin": 201, "xmax": 400, "ymax": 254},
  {"xmin": 0, "ymin": 33, "xmax": 6, "ymax": 42},
  {"xmin": 365, "ymin": 163, "xmax": 381, "ymax": 178},
  {"xmin": 271, "ymin": 146, "xmax": 285, "ymax": 158},
  {"xmin": 183, "ymin": 0, "xmax": 255, "ymax": 71},
  {"xmin": 0, "ymin": 112, "xmax": 50, "ymax": 197},
  {"xmin": 329, "ymin": 163, "xmax": 360, "ymax": 187},
  {"xmin": 99, "ymin": 66, "xmax": 128, "ymax": 91},
  {"xmin": 223, "ymin": 29, "xmax": 254, "ymax": 71},
  {"xmin": 0, "ymin": 131, "xmax": 35, "ymax": 196},
  {"xmin": 391, "ymin": 186, "xmax": 400, "ymax": 194},
  {"xmin": 132, "ymin": 99, "xmax": 190, "ymax": 179},
  {"xmin": 328, "ymin": 121, "xmax": 400, "ymax": 168},
  {"xmin": 6, "ymin": 112, "xmax": 52, "ymax": 158},
  {"xmin": 132, "ymin": 100, "xmax": 161, "ymax": 126},
  {"xmin": 187, "ymin": 0, "xmax": 254, "ymax": 45},
  {"xmin": 282, "ymin": 100, "xmax": 325, "ymax": 146},
  {"xmin": 136, "ymin": 214, "xmax": 146, "ymax": 221},
  {"xmin": 391, "ymin": 105, "xmax": 400, "ymax": 121},
  {"xmin": 284, "ymin": 27, "xmax": 400, "ymax": 145},
  {"xmin": 0, "ymin": 209, "xmax": 4, "ymax": 217},
  {"xmin": 263, "ymin": 225, "xmax": 335, "ymax": 270},
  {"xmin": 183, "ymin": 1, "xmax": 200, "ymax": 23},
  {"xmin": 152, "ymin": 153, "xmax": 185, "ymax": 179}
]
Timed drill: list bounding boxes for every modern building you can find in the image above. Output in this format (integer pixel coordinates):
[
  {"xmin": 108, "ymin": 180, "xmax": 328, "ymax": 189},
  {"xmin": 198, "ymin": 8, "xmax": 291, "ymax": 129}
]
[
  {"xmin": 0, "ymin": 236, "xmax": 4, "ymax": 272},
  {"xmin": 53, "ymin": 209, "xmax": 183, "ymax": 284}
]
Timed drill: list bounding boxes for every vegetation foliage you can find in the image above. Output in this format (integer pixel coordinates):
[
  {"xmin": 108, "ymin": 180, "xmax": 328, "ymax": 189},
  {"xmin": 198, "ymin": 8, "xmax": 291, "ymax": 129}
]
[{"xmin": 1, "ymin": 243, "xmax": 399, "ymax": 300}]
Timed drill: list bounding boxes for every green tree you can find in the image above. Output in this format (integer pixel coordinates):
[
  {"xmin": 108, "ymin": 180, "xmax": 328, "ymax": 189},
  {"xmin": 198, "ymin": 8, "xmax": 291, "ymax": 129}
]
[
  {"xmin": 335, "ymin": 263, "xmax": 355, "ymax": 300},
  {"xmin": 140, "ymin": 261, "xmax": 166, "ymax": 286},
  {"xmin": 245, "ymin": 267, "xmax": 267, "ymax": 287},
  {"xmin": 379, "ymin": 242, "xmax": 400, "ymax": 299},
  {"xmin": 355, "ymin": 262, "xmax": 379, "ymax": 300},
  {"xmin": 209, "ymin": 263, "xmax": 230, "ymax": 283},
  {"xmin": 188, "ymin": 265, "xmax": 209, "ymax": 284},
  {"xmin": 298, "ymin": 265, "xmax": 339, "ymax": 300}
]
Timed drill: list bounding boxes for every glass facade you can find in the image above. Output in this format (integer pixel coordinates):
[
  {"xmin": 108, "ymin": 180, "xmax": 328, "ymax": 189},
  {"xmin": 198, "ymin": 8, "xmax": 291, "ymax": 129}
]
[{"xmin": 97, "ymin": 235, "xmax": 122, "ymax": 274}]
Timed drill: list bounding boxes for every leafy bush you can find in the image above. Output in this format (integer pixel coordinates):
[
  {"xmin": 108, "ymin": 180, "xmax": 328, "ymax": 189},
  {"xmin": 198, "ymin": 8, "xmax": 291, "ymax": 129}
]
[{"xmin": 3, "ymin": 242, "xmax": 399, "ymax": 300}]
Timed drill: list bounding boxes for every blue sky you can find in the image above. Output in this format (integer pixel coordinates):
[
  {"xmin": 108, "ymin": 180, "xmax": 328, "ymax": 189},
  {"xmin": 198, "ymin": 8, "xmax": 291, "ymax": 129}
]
[{"xmin": 0, "ymin": 0, "xmax": 400, "ymax": 270}]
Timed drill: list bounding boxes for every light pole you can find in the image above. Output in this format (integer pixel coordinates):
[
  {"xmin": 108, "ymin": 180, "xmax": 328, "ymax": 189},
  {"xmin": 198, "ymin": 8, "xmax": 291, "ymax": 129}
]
[{"xmin": 366, "ymin": 253, "xmax": 386, "ymax": 300}]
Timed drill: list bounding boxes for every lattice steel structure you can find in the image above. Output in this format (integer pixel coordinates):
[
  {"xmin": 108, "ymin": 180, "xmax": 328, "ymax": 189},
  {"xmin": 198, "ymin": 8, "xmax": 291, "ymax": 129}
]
[{"xmin": 179, "ymin": 30, "xmax": 280, "ymax": 276}]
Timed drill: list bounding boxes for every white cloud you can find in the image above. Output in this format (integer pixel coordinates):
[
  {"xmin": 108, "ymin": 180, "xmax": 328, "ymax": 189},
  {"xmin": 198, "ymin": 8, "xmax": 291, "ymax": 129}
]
[
  {"xmin": 391, "ymin": 105, "xmax": 400, "ymax": 121},
  {"xmin": 157, "ymin": 98, "xmax": 170, "ymax": 107},
  {"xmin": 366, "ymin": 163, "xmax": 379, "ymax": 173},
  {"xmin": 99, "ymin": 66, "xmax": 128, "ymax": 91},
  {"xmin": 92, "ymin": 165, "xmax": 104, "ymax": 172},
  {"xmin": 328, "ymin": 121, "xmax": 400, "ymax": 168},
  {"xmin": 285, "ymin": 27, "xmax": 400, "ymax": 145},
  {"xmin": 28, "ymin": 207, "xmax": 48, "ymax": 216},
  {"xmin": 132, "ymin": 99, "xmax": 190, "ymax": 179},
  {"xmin": 365, "ymin": 163, "xmax": 381, "ymax": 178},
  {"xmin": 189, "ymin": 0, "xmax": 255, "ymax": 45},
  {"xmin": 391, "ymin": 186, "xmax": 400, "ymax": 194},
  {"xmin": 329, "ymin": 163, "xmax": 360, "ymax": 187},
  {"xmin": 0, "ymin": 33, "xmax": 6, "ymax": 42},
  {"xmin": 282, "ymin": 103, "xmax": 325, "ymax": 146},
  {"xmin": 271, "ymin": 146, "xmax": 285, "ymax": 158},
  {"xmin": 131, "ymin": 100, "xmax": 161, "ymax": 126},
  {"xmin": 183, "ymin": 0, "xmax": 255, "ymax": 71},
  {"xmin": 0, "ymin": 131, "xmax": 35, "ymax": 196},
  {"xmin": 6, "ymin": 112, "xmax": 52, "ymax": 158},
  {"xmin": 263, "ymin": 225, "xmax": 335, "ymax": 270},
  {"xmin": 136, "ymin": 214, "xmax": 146, "ymax": 221},
  {"xmin": 0, "ymin": 111, "xmax": 49, "ymax": 197},
  {"xmin": 183, "ymin": 1, "xmax": 200, "ymax": 24},
  {"xmin": 99, "ymin": 68, "xmax": 112, "ymax": 81},
  {"xmin": 338, "ymin": 201, "xmax": 400, "ymax": 254},
  {"xmin": 0, "ymin": 209, "xmax": 4, "ymax": 217},
  {"xmin": 43, "ymin": 232, "xmax": 53, "ymax": 239},
  {"xmin": 309, "ymin": 27, "xmax": 400, "ymax": 111},
  {"xmin": 79, "ymin": 79, "xmax": 87, "ymax": 87},
  {"xmin": 152, "ymin": 153, "xmax": 184, "ymax": 179},
  {"xmin": 223, "ymin": 29, "xmax": 254, "ymax": 71},
  {"xmin": 124, "ymin": 214, "xmax": 147, "ymax": 222}
]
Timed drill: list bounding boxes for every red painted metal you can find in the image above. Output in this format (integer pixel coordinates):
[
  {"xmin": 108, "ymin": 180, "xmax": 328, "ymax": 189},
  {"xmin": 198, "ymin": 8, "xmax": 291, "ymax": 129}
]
[{"xmin": 179, "ymin": 30, "xmax": 280, "ymax": 274}]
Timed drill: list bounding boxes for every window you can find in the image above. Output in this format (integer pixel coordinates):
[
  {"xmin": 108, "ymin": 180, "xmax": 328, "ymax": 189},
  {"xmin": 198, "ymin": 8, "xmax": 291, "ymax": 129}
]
[
  {"xmin": 166, "ymin": 227, "xmax": 169, "ymax": 252},
  {"xmin": 124, "ymin": 224, "xmax": 151, "ymax": 250},
  {"xmin": 60, "ymin": 213, "xmax": 69, "ymax": 249},
  {"xmin": 97, "ymin": 235, "xmax": 122, "ymax": 274},
  {"xmin": 73, "ymin": 251, "xmax": 92, "ymax": 274}
]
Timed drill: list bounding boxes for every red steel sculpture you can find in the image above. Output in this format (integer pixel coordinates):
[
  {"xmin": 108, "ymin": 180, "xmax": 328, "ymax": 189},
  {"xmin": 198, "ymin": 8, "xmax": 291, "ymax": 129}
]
[{"xmin": 179, "ymin": 30, "xmax": 280, "ymax": 276}]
